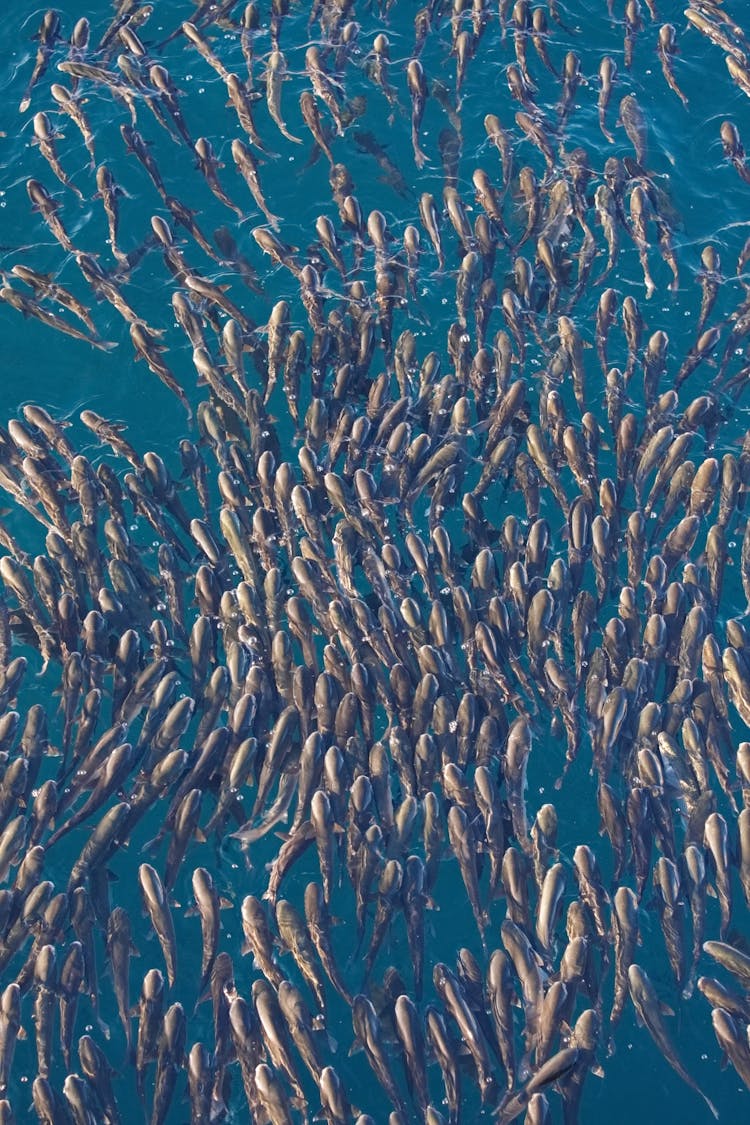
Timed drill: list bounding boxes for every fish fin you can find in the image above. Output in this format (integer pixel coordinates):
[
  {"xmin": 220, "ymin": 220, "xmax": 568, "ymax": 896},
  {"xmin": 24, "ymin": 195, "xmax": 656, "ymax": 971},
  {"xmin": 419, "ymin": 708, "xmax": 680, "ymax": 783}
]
[
  {"xmin": 591, "ymin": 1063, "xmax": 605, "ymax": 1078},
  {"xmin": 725, "ymin": 928, "xmax": 750, "ymax": 956},
  {"xmin": 194, "ymin": 985, "xmax": 211, "ymax": 1008},
  {"xmin": 658, "ymin": 1001, "xmax": 675, "ymax": 1017},
  {"xmin": 348, "ymin": 1036, "xmax": 364, "ymax": 1057}
]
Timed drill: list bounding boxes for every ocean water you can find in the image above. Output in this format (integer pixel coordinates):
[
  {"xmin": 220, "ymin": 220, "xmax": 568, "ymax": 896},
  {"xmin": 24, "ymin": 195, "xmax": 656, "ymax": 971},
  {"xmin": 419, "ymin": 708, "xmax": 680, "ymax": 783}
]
[{"xmin": 0, "ymin": 1, "xmax": 748, "ymax": 1122}]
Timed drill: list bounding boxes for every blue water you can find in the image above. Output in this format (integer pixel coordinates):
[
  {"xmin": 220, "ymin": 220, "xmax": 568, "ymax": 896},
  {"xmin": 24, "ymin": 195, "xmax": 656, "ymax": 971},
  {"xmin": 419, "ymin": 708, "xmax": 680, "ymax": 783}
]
[{"xmin": 0, "ymin": 1, "xmax": 749, "ymax": 1122}]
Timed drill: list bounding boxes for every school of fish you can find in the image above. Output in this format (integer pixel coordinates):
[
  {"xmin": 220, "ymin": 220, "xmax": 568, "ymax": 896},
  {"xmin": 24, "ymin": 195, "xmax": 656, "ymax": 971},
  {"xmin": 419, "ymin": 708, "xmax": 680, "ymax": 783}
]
[{"xmin": 0, "ymin": 0, "xmax": 750, "ymax": 1121}]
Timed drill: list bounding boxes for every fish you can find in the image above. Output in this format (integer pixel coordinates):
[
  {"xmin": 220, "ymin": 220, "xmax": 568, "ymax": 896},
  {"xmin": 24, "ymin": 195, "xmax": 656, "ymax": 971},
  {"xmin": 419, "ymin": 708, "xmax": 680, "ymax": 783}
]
[
  {"xmin": 20, "ymin": 10, "xmax": 61, "ymax": 113},
  {"xmin": 608, "ymin": 885, "xmax": 638, "ymax": 1046},
  {"xmin": 619, "ymin": 94, "xmax": 647, "ymax": 166},
  {"xmin": 0, "ymin": 283, "xmax": 114, "ymax": 352},
  {"xmin": 304, "ymin": 882, "xmax": 352, "ymax": 1005},
  {"xmin": 130, "ymin": 323, "xmax": 192, "ymax": 418},
  {"xmin": 193, "ymin": 137, "xmax": 243, "ymax": 217},
  {"xmin": 181, "ymin": 20, "xmax": 231, "ymax": 82},
  {"xmin": 265, "ymin": 49, "xmax": 302, "ymax": 143},
  {"xmin": 447, "ymin": 805, "xmax": 488, "ymax": 945},
  {"xmin": 151, "ymin": 1003, "xmax": 186, "ymax": 1125},
  {"xmin": 26, "ymin": 177, "xmax": 77, "ymax": 254},
  {"xmin": 0, "ymin": 986, "xmax": 21, "ymax": 1094},
  {"xmin": 253, "ymin": 978, "xmax": 308, "ymax": 1107},
  {"xmin": 351, "ymin": 993, "xmax": 406, "ymax": 1114},
  {"xmin": 628, "ymin": 965, "xmax": 718, "ymax": 1119},
  {"xmin": 105, "ymin": 905, "xmax": 135, "ymax": 1055},
  {"xmin": 711, "ymin": 1007, "xmax": 750, "ymax": 1090},
  {"xmin": 231, "ymin": 139, "xmax": 281, "ymax": 229},
  {"xmin": 68, "ymin": 802, "xmax": 131, "ymax": 892},
  {"xmin": 515, "ymin": 111, "xmax": 556, "ymax": 174},
  {"xmin": 496, "ymin": 1047, "xmax": 579, "ymax": 1124},
  {"xmin": 623, "ymin": 0, "xmax": 642, "ymax": 69},
  {"xmin": 434, "ymin": 962, "xmax": 496, "ymax": 1103},
  {"xmin": 254, "ymin": 1062, "xmax": 295, "ymax": 1125},
  {"xmin": 190, "ymin": 867, "xmax": 222, "ymax": 997},
  {"xmin": 276, "ymin": 897, "xmax": 328, "ymax": 1019},
  {"xmin": 629, "ymin": 185, "xmax": 656, "ymax": 298},
  {"xmin": 135, "ymin": 968, "xmax": 165, "ymax": 1100},
  {"xmin": 32, "ymin": 111, "xmax": 84, "ymax": 200},
  {"xmin": 300, "ymin": 89, "xmax": 335, "ymax": 164},
  {"xmin": 93, "ymin": 164, "xmax": 131, "ymax": 265},
  {"xmin": 305, "ymin": 46, "xmax": 345, "ymax": 137},
  {"xmin": 47, "ymin": 84, "xmax": 95, "ymax": 167},
  {"xmin": 148, "ymin": 63, "xmax": 194, "ymax": 146},
  {"xmin": 78, "ymin": 1034, "xmax": 120, "ymax": 1125},
  {"xmin": 58, "ymin": 59, "xmax": 139, "ymax": 123},
  {"xmin": 407, "ymin": 59, "xmax": 429, "ymax": 170},
  {"xmin": 354, "ymin": 131, "xmax": 411, "ymax": 198},
  {"xmin": 657, "ymin": 24, "xmax": 688, "ymax": 107},
  {"xmin": 721, "ymin": 121, "xmax": 750, "ymax": 185}
]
